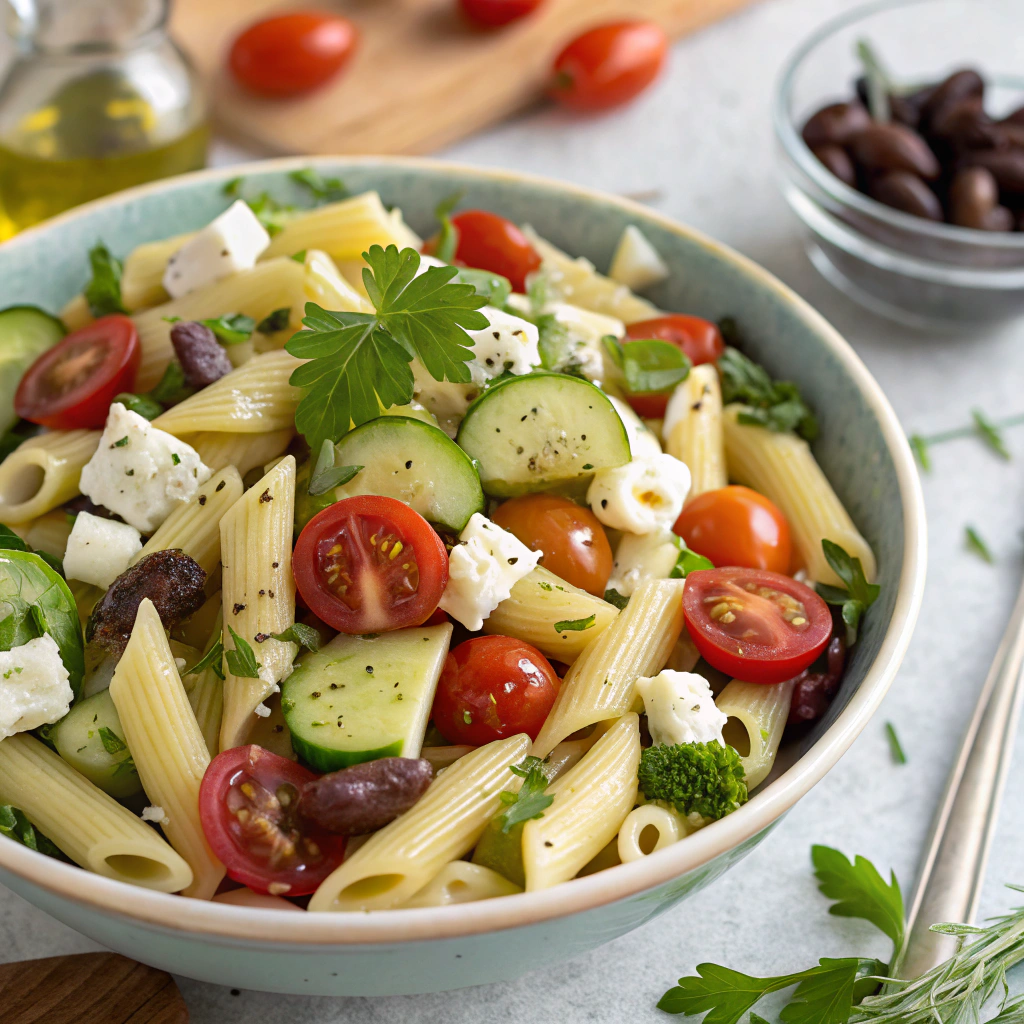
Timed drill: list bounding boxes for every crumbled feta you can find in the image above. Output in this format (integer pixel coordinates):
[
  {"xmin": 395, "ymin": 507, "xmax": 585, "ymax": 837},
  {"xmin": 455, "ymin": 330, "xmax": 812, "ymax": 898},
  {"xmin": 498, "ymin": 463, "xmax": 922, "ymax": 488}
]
[
  {"xmin": 140, "ymin": 805, "xmax": 169, "ymax": 825},
  {"xmin": 411, "ymin": 361, "xmax": 477, "ymax": 439},
  {"xmin": 608, "ymin": 395, "xmax": 662, "ymax": 459},
  {"xmin": 0, "ymin": 635, "xmax": 72, "ymax": 741},
  {"xmin": 439, "ymin": 513, "xmax": 542, "ymax": 630},
  {"xmin": 79, "ymin": 403, "xmax": 212, "ymax": 533},
  {"xmin": 607, "ymin": 528, "xmax": 682, "ymax": 598},
  {"xmin": 162, "ymin": 200, "xmax": 270, "ymax": 299},
  {"xmin": 587, "ymin": 453, "xmax": 690, "ymax": 535},
  {"xmin": 62, "ymin": 511, "xmax": 141, "ymax": 589},
  {"xmin": 636, "ymin": 670, "xmax": 727, "ymax": 747},
  {"xmin": 608, "ymin": 225, "xmax": 670, "ymax": 292},
  {"xmin": 253, "ymin": 702, "xmax": 271, "ymax": 718}
]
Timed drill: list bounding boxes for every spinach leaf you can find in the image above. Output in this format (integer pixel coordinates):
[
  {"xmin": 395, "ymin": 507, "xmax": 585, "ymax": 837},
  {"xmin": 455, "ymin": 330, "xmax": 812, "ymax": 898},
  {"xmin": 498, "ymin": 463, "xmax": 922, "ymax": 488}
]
[{"xmin": 0, "ymin": 805, "xmax": 64, "ymax": 859}]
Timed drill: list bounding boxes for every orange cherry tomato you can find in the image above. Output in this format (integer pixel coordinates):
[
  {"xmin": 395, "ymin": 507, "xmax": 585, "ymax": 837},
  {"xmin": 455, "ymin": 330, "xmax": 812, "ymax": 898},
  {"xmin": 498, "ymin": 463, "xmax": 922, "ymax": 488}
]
[
  {"xmin": 492, "ymin": 494, "xmax": 612, "ymax": 596},
  {"xmin": 548, "ymin": 21, "xmax": 668, "ymax": 112},
  {"xmin": 623, "ymin": 315, "xmax": 725, "ymax": 417},
  {"xmin": 673, "ymin": 486, "xmax": 791, "ymax": 574},
  {"xmin": 229, "ymin": 12, "xmax": 358, "ymax": 98},
  {"xmin": 459, "ymin": 0, "xmax": 543, "ymax": 27}
]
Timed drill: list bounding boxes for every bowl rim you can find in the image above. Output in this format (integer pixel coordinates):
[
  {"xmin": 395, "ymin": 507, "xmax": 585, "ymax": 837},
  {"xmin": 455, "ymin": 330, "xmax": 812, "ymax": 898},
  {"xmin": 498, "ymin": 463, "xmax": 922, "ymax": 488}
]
[
  {"xmin": 773, "ymin": 0, "xmax": 1024, "ymax": 255},
  {"xmin": 0, "ymin": 154, "xmax": 927, "ymax": 946}
]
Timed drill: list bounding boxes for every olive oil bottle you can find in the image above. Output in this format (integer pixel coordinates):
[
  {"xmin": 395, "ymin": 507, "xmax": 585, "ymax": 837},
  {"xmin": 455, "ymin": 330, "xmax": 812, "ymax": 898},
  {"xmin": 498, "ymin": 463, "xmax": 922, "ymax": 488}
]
[{"xmin": 0, "ymin": 0, "xmax": 208, "ymax": 238}]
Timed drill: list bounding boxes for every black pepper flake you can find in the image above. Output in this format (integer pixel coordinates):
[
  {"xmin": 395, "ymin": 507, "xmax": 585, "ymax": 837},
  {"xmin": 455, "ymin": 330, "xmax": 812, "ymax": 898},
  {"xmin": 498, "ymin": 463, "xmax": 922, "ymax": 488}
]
[
  {"xmin": 272, "ymin": 561, "xmax": 279, "ymax": 569},
  {"xmin": 254, "ymin": 632, "xmax": 270, "ymax": 643},
  {"xmin": 311, "ymin": 691, "xmax": 321, "ymax": 699},
  {"xmin": 259, "ymin": 489, "xmax": 272, "ymax": 503},
  {"xmin": 692, "ymin": 401, "xmax": 703, "ymax": 411},
  {"xmin": 365, "ymin": 665, "xmax": 374, "ymax": 674},
  {"xmin": 216, "ymin": 480, "xmax": 226, "ymax": 492},
  {"xmin": 405, "ymin": 460, "xmax": 412, "ymax": 469},
  {"xmin": 394, "ymin": 681, "xmax": 400, "ymax": 687},
  {"xmin": 330, "ymin": 683, "xmax": 338, "ymax": 689},
  {"xmin": 268, "ymin": 590, "xmax": 274, "ymax": 599},
  {"xmin": 508, "ymin": 557, "xmax": 518, "ymax": 565},
  {"xmin": 601, "ymin": 499, "xmax": 608, "ymax": 508},
  {"xmin": 258, "ymin": 589, "xmax": 265, "ymax": 596},
  {"xmin": 273, "ymin": 724, "xmax": 283, "ymax": 733},
  {"xmin": 544, "ymin": 841, "xmax": 553, "ymax": 848},
  {"xmin": 198, "ymin": 494, "xmax": 207, "ymax": 506},
  {"xmin": 232, "ymin": 603, "xmax": 246, "ymax": 614}
]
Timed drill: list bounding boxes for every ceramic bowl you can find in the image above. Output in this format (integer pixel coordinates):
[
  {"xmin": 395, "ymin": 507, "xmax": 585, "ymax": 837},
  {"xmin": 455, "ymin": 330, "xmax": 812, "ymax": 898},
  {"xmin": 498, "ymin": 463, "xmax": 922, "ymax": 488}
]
[{"xmin": 0, "ymin": 157, "xmax": 926, "ymax": 996}]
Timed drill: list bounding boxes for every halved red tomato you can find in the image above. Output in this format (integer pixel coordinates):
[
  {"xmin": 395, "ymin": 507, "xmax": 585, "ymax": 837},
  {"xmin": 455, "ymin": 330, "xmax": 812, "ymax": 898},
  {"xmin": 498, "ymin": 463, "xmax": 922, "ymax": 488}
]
[
  {"xmin": 14, "ymin": 315, "xmax": 140, "ymax": 429},
  {"xmin": 447, "ymin": 210, "xmax": 541, "ymax": 293},
  {"xmin": 682, "ymin": 567, "xmax": 832, "ymax": 684},
  {"xmin": 199, "ymin": 745, "xmax": 345, "ymax": 897},
  {"xmin": 293, "ymin": 495, "xmax": 449, "ymax": 634}
]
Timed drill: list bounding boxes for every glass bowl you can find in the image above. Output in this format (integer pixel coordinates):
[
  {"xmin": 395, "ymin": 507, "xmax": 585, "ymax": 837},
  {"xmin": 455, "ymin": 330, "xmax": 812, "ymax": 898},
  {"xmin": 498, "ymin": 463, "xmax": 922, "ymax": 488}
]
[{"xmin": 774, "ymin": 0, "xmax": 1024, "ymax": 330}]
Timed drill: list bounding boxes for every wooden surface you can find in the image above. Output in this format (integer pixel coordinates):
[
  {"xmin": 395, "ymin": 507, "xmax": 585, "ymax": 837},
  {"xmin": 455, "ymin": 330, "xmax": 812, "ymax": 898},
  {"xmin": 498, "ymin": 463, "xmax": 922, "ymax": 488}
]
[
  {"xmin": 169, "ymin": 0, "xmax": 760, "ymax": 157},
  {"xmin": 0, "ymin": 952, "xmax": 188, "ymax": 1023}
]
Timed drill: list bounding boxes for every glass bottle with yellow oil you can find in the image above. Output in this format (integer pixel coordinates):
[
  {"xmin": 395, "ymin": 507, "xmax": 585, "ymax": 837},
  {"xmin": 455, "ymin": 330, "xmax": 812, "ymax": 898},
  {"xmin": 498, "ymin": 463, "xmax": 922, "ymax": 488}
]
[{"xmin": 0, "ymin": 0, "xmax": 208, "ymax": 237}]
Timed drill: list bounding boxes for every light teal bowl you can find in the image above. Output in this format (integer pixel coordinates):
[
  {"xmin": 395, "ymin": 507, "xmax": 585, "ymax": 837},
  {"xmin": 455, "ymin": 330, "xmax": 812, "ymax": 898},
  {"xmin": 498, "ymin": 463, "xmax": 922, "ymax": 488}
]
[{"xmin": 0, "ymin": 157, "xmax": 926, "ymax": 996}]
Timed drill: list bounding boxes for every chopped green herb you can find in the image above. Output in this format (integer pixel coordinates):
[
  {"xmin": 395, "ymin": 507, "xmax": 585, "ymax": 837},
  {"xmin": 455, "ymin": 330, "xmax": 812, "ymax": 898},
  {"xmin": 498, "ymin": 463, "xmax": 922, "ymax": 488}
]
[
  {"xmin": 856, "ymin": 38, "xmax": 893, "ymax": 123},
  {"xmin": 971, "ymin": 408, "xmax": 1011, "ymax": 459},
  {"xmin": 291, "ymin": 250, "xmax": 307, "ymax": 263},
  {"xmin": 256, "ymin": 307, "xmax": 291, "ymax": 334},
  {"xmin": 149, "ymin": 361, "xmax": 194, "ymax": 407},
  {"xmin": 670, "ymin": 546, "xmax": 714, "ymax": 579},
  {"xmin": 604, "ymin": 335, "xmax": 691, "ymax": 395},
  {"xmin": 225, "ymin": 627, "xmax": 262, "ymax": 679},
  {"xmin": 965, "ymin": 524, "xmax": 994, "ymax": 563},
  {"xmin": 307, "ymin": 438, "xmax": 362, "ymax": 496},
  {"xmin": 185, "ymin": 639, "xmax": 223, "ymax": 679},
  {"xmin": 170, "ymin": 452, "xmax": 181, "ymax": 466},
  {"xmin": 816, "ymin": 540, "xmax": 880, "ymax": 646},
  {"xmin": 433, "ymin": 191, "xmax": 463, "ymax": 264},
  {"xmin": 83, "ymin": 242, "xmax": 127, "ymax": 317},
  {"xmin": 0, "ymin": 420, "xmax": 41, "ymax": 462},
  {"xmin": 455, "ymin": 268, "xmax": 511, "ymax": 307},
  {"xmin": 113, "ymin": 436, "xmax": 130, "ymax": 448},
  {"xmin": 289, "ymin": 167, "xmax": 349, "ymax": 204},
  {"xmin": 0, "ymin": 805, "xmax": 64, "ymax": 859},
  {"xmin": 603, "ymin": 588, "xmax": 629, "ymax": 609},
  {"xmin": 0, "ymin": 524, "xmax": 29, "ymax": 553},
  {"xmin": 554, "ymin": 614, "xmax": 596, "ymax": 633},
  {"xmin": 538, "ymin": 581, "xmax": 553, "ymax": 592},
  {"xmin": 114, "ymin": 392, "xmax": 163, "ymax": 420},
  {"xmin": 245, "ymin": 192, "xmax": 294, "ymax": 236},
  {"xmin": 497, "ymin": 756, "xmax": 554, "ymax": 834},
  {"xmin": 266, "ymin": 622, "xmax": 321, "ymax": 652},
  {"xmin": 97, "ymin": 726, "xmax": 127, "ymax": 755},
  {"xmin": 909, "ymin": 433, "xmax": 931, "ymax": 470},
  {"xmin": 885, "ymin": 722, "xmax": 906, "ymax": 765},
  {"xmin": 200, "ymin": 312, "xmax": 256, "ymax": 346}
]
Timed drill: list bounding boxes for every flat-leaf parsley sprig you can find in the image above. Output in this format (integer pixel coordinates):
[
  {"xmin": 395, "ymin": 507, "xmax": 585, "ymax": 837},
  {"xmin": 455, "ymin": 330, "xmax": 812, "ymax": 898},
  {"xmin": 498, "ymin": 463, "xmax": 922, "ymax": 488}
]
[{"xmin": 285, "ymin": 244, "xmax": 489, "ymax": 453}]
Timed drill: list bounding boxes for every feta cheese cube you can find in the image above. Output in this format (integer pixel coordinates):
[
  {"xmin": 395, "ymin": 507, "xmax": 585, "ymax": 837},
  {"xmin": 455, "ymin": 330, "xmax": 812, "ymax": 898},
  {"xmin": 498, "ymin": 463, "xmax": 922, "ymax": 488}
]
[
  {"xmin": 636, "ymin": 670, "xmax": 727, "ymax": 747},
  {"xmin": 608, "ymin": 225, "xmax": 669, "ymax": 292},
  {"xmin": 0, "ymin": 634, "xmax": 72, "ymax": 741},
  {"xmin": 608, "ymin": 395, "xmax": 662, "ymax": 459},
  {"xmin": 587, "ymin": 453, "xmax": 690, "ymax": 535},
  {"xmin": 79, "ymin": 403, "xmax": 213, "ymax": 533},
  {"xmin": 439, "ymin": 513, "xmax": 542, "ymax": 631},
  {"xmin": 465, "ymin": 307, "xmax": 540, "ymax": 377},
  {"xmin": 162, "ymin": 200, "xmax": 271, "ymax": 299},
  {"xmin": 63, "ymin": 511, "xmax": 142, "ymax": 589},
  {"xmin": 607, "ymin": 528, "xmax": 682, "ymax": 598}
]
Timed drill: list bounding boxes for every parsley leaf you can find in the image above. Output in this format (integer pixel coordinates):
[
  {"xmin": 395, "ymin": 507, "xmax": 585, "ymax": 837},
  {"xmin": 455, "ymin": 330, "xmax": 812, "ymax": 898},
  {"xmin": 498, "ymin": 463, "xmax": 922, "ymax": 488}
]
[
  {"xmin": 0, "ymin": 805, "xmax": 64, "ymax": 859},
  {"xmin": 285, "ymin": 245, "xmax": 488, "ymax": 453},
  {"xmin": 433, "ymin": 191, "xmax": 463, "ymax": 264},
  {"xmin": 671, "ymin": 546, "xmax": 714, "ymax": 578},
  {"xmin": 658, "ymin": 962, "xmax": 814, "ymax": 1021},
  {"xmin": 965, "ymin": 524, "xmax": 994, "ymax": 563},
  {"xmin": 245, "ymin": 192, "xmax": 294, "ymax": 235},
  {"xmin": 257, "ymin": 307, "xmax": 291, "ymax": 334},
  {"xmin": 114, "ymin": 392, "xmax": 163, "ymax": 420},
  {"xmin": 290, "ymin": 168, "xmax": 349, "ymax": 204},
  {"xmin": 885, "ymin": 722, "xmax": 906, "ymax": 765},
  {"xmin": 456, "ymin": 268, "xmax": 511, "ymax": 307},
  {"xmin": 265, "ymin": 622, "xmax": 321, "ymax": 652},
  {"xmin": 186, "ymin": 638, "xmax": 224, "ymax": 680},
  {"xmin": 604, "ymin": 335, "xmax": 691, "ymax": 395},
  {"xmin": 972, "ymin": 408, "xmax": 1010, "ymax": 459},
  {"xmin": 84, "ymin": 242, "xmax": 127, "ymax": 317},
  {"xmin": 225, "ymin": 627, "xmax": 261, "ymax": 679},
  {"xmin": 718, "ymin": 344, "xmax": 818, "ymax": 441},
  {"xmin": 497, "ymin": 756, "xmax": 553, "ymax": 834},
  {"xmin": 604, "ymin": 587, "xmax": 629, "ymax": 609},
  {"xmin": 97, "ymin": 726, "xmax": 127, "ymax": 755},
  {"xmin": 909, "ymin": 433, "xmax": 931, "ymax": 470},
  {"xmin": 202, "ymin": 313, "xmax": 256, "ymax": 345},
  {"xmin": 149, "ymin": 361, "xmax": 194, "ymax": 407},
  {"xmin": 307, "ymin": 438, "xmax": 362, "ymax": 496},
  {"xmin": 554, "ymin": 614, "xmax": 596, "ymax": 633},
  {"xmin": 817, "ymin": 540, "xmax": 880, "ymax": 647}
]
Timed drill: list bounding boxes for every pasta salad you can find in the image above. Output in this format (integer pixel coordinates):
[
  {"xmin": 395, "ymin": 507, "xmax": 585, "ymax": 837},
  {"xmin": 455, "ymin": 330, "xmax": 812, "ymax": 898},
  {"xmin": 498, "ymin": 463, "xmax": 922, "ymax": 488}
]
[{"xmin": 0, "ymin": 180, "xmax": 879, "ymax": 911}]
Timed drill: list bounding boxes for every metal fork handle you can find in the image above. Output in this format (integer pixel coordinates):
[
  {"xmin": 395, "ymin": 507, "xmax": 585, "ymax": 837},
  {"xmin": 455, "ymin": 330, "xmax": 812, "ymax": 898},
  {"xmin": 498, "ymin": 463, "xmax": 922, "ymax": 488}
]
[{"xmin": 899, "ymin": 571, "xmax": 1024, "ymax": 979}]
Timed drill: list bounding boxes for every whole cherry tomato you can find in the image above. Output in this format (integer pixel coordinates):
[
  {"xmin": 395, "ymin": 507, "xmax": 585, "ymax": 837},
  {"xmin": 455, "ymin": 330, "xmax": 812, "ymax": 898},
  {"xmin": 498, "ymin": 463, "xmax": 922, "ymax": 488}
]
[
  {"xmin": 683, "ymin": 567, "xmax": 832, "ymax": 684},
  {"xmin": 431, "ymin": 636, "xmax": 560, "ymax": 745},
  {"xmin": 492, "ymin": 494, "xmax": 612, "ymax": 596},
  {"xmin": 459, "ymin": 0, "xmax": 543, "ymax": 27},
  {"xmin": 15, "ymin": 315, "xmax": 140, "ymax": 430},
  {"xmin": 229, "ymin": 12, "xmax": 358, "ymax": 98},
  {"xmin": 674, "ymin": 486, "xmax": 791, "ymax": 574},
  {"xmin": 549, "ymin": 21, "xmax": 668, "ymax": 112},
  {"xmin": 448, "ymin": 210, "xmax": 541, "ymax": 293}
]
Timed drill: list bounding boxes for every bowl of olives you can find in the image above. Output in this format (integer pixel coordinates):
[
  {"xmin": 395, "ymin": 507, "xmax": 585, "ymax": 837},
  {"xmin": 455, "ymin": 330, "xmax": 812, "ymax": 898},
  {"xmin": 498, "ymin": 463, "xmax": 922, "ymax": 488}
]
[{"xmin": 774, "ymin": 0, "xmax": 1024, "ymax": 328}]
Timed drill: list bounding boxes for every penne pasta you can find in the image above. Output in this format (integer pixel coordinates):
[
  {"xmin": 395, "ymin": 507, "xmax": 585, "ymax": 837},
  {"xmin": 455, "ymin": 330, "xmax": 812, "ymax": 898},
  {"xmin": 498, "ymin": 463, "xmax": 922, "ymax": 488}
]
[
  {"xmin": 109, "ymin": 599, "xmax": 225, "ymax": 899},
  {"xmin": 178, "ymin": 428, "xmax": 293, "ymax": 478},
  {"xmin": 616, "ymin": 802, "xmax": 691, "ymax": 863},
  {"xmin": 298, "ymin": 248, "xmax": 374, "ymax": 315},
  {"xmin": 722, "ymin": 404, "xmax": 876, "ymax": 586},
  {"xmin": 22, "ymin": 510, "xmax": 73, "ymax": 561},
  {"xmin": 401, "ymin": 861, "xmax": 522, "ymax": 908},
  {"xmin": 308, "ymin": 734, "xmax": 530, "ymax": 912},
  {"xmin": 218, "ymin": 457, "xmax": 298, "ymax": 751},
  {"xmin": 121, "ymin": 232, "xmax": 193, "ymax": 310},
  {"xmin": 0, "ymin": 430, "xmax": 100, "ymax": 524},
  {"xmin": 716, "ymin": 678, "xmax": 797, "ymax": 790},
  {"xmin": 59, "ymin": 292, "xmax": 93, "ymax": 331},
  {"xmin": 186, "ymin": 609, "xmax": 224, "ymax": 759},
  {"xmin": 664, "ymin": 363, "xmax": 727, "ymax": 501},
  {"xmin": 0, "ymin": 733, "xmax": 192, "ymax": 892},
  {"xmin": 522, "ymin": 713, "xmax": 640, "ymax": 890},
  {"xmin": 532, "ymin": 578, "xmax": 685, "ymax": 757}
]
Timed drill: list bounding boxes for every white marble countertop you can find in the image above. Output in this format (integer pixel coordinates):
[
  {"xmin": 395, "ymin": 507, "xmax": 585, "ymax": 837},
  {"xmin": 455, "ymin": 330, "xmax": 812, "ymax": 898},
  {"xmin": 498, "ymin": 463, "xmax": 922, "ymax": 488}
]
[{"xmin": 4, "ymin": 0, "xmax": 1024, "ymax": 1018}]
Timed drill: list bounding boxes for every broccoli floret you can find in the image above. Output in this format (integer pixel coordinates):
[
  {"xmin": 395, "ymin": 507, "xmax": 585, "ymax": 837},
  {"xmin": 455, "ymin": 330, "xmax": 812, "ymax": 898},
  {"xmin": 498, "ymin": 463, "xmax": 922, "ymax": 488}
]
[{"xmin": 637, "ymin": 741, "xmax": 748, "ymax": 821}]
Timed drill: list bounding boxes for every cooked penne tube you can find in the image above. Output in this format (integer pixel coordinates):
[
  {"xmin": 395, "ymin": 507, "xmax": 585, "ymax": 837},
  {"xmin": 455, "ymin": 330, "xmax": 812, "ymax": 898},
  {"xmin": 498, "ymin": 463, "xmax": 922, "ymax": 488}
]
[
  {"xmin": 109, "ymin": 600, "xmax": 225, "ymax": 899},
  {"xmin": 308, "ymin": 734, "xmax": 530, "ymax": 912},
  {"xmin": 401, "ymin": 861, "xmax": 522, "ymax": 908},
  {"xmin": 664, "ymin": 363, "xmax": 727, "ymax": 501},
  {"xmin": 483, "ymin": 566, "xmax": 618, "ymax": 663},
  {"xmin": 0, "ymin": 430, "xmax": 100, "ymax": 524},
  {"xmin": 532, "ymin": 578, "xmax": 685, "ymax": 757},
  {"xmin": 617, "ymin": 802, "xmax": 691, "ymax": 863},
  {"xmin": 178, "ymin": 428, "xmax": 294, "ymax": 478},
  {"xmin": 212, "ymin": 887, "xmax": 300, "ymax": 910},
  {"xmin": 722, "ymin": 404, "xmax": 876, "ymax": 585},
  {"xmin": 716, "ymin": 678, "xmax": 797, "ymax": 790},
  {"xmin": 59, "ymin": 293, "xmax": 93, "ymax": 331},
  {"xmin": 420, "ymin": 745, "xmax": 474, "ymax": 773},
  {"xmin": 219, "ymin": 457, "xmax": 298, "ymax": 751},
  {"xmin": 22, "ymin": 510, "xmax": 73, "ymax": 561},
  {"xmin": 522, "ymin": 713, "xmax": 640, "ymax": 890},
  {"xmin": 187, "ymin": 609, "xmax": 225, "ymax": 757},
  {"xmin": 121, "ymin": 232, "xmax": 193, "ymax": 310},
  {"xmin": 298, "ymin": 248, "xmax": 374, "ymax": 315},
  {"xmin": 0, "ymin": 733, "xmax": 193, "ymax": 892}
]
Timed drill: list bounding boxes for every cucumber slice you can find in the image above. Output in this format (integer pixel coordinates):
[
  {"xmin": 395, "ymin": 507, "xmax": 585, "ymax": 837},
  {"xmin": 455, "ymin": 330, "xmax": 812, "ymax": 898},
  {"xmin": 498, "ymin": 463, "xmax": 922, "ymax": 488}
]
[
  {"xmin": 331, "ymin": 416, "xmax": 484, "ymax": 532},
  {"xmin": 456, "ymin": 372, "xmax": 630, "ymax": 498},
  {"xmin": 281, "ymin": 623, "xmax": 452, "ymax": 772},
  {"xmin": 472, "ymin": 816, "xmax": 526, "ymax": 887},
  {"xmin": 51, "ymin": 689, "xmax": 142, "ymax": 800},
  {"xmin": 0, "ymin": 306, "xmax": 66, "ymax": 432}
]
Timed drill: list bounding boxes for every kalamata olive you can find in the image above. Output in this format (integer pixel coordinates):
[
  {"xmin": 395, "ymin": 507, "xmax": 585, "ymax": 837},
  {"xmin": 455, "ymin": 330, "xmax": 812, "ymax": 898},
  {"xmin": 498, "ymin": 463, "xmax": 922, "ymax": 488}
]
[
  {"xmin": 928, "ymin": 97, "xmax": 994, "ymax": 149},
  {"xmin": 849, "ymin": 123, "xmax": 941, "ymax": 179},
  {"xmin": 788, "ymin": 633, "xmax": 846, "ymax": 726},
  {"xmin": 811, "ymin": 144, "xmax": 857, "ymax": 187},
  {"xmin": 960, "ymin": 148, "xmax": 1024, "ymax": 193},
  {"xmin": 921, "ymin": 69, "xmax": 984, "ymax": 126},
  {"xmin": 170, "ymin": 320, "xmax": 233, "ymax": 390},
  {"xmin": 869, "ymin": 170, "xmax": 944, "ymax": 221},
  {"xmin": 991, "ymin": 122, "xmax": 1024, "ymax": 149},
  {"xmin": 802, "ymin": 101, "xmax": 871, "ymax": 148},
  {"xmin": 949, "ymin": 167, "xmax": 999, "ymax": 228},
  {"xmin": 298, "ymin": 757, "xmax": 433, "ymax": 836},
  {"xmin": 1001, "ymin": 104, "xmax": 1024, "ymax": 128}
]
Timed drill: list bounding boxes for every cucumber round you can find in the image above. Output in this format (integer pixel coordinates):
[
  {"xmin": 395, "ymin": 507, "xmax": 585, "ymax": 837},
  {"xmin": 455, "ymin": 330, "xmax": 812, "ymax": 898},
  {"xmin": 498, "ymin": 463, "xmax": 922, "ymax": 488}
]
[
  {"xmin": 0, "ymin": 306, "xmax": 66, "ymax": 432},
  {"xmin": 456, "ymin": 372, "xmax": 631, "ymax": 498},
  {"xmin": 331, "ymin": 416, "xmax": 484, "ymax": 532}
]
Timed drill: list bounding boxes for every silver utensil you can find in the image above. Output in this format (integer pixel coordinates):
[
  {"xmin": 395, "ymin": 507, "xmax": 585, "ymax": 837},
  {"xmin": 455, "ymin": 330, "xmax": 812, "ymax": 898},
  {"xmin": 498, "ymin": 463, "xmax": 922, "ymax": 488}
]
[{"xmin": 899, "ymin": 571, "xmax": 1024, "ymax": 978}]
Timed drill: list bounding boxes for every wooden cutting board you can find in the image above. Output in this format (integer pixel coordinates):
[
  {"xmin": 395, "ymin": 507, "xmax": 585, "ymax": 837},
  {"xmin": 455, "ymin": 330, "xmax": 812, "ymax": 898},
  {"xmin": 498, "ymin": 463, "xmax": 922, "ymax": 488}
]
[{"xmin": 169, "ymin": 0, "xmax": 761, "ymax": 157}]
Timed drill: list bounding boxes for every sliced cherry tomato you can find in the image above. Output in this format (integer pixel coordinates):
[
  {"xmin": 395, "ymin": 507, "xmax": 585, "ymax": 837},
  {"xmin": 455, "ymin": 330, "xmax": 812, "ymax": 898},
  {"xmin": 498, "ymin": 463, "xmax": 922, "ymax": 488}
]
[
  {"xmin": 14, "ymin": 315, "xmax": 140, "ymax": 429},
  {"xmin": 674, "ymin": 486, "xmax": 791, "ymax": 575},
  {"xmin": 229, "ymin": 12, "xmax": 357, "ymax": 98},
  {"xmin": 431, "ymin": 636, "xmax": 560, "ymax": 745},
  {"xmin": 446, "ymin": 210, "xmax": 541, "ymax": 293},
  {"xmin": 549, "ymin": 21, "xmax": 668, "ymax": 112},
  {"xmin": 623, "ymin": 315, "xmax": 724, "ymax": 417},
  {"xmin": 492, "ymin": 494, "xmax": 612, "ymax": 596},
  {"xmin": 459, "ymin": 0, "xmax": 543, "ymax": 27},
  {"xmin": 199, "ymin": 745, "xmax": 345, "ymax": 897},
  {"xmin": 683, "ymin": 567, "xmax": 832, "ymax": 684},
  {"xmin": 293, "ymin": 495, "xmax": 448, "ymax": 634}
]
